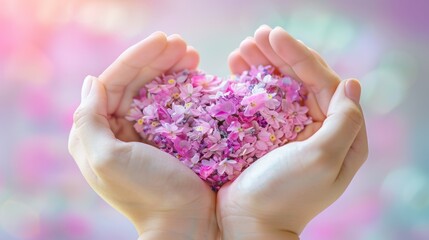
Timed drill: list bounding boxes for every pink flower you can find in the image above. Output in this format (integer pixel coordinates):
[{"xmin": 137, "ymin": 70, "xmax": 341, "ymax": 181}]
[
  {"xmin": 240, "ymin": 90, "xmax": 269, "ymax": 116},
  {"xmin": 264, "ymin": 93, "xmax": 280, "ymax": 109},
  {"xmin": 227, "ymin": 121, "xmax": 246, "ymax": 141},
  {"xmin": 143, "ymin": 104, "xmax": 159, "ymax": 121},
  {"xmin": 168, "ymin": 104, "xmax": 187, "ymax": 123},
  {"xmin": 127, "ymin": 65, "xmax": 311, "ymax": 190},
  {"xmin": 179, "ymin": 83, "xmax": 203, "ymax": 102},
  {"xmin": 217, "ymin": 158, "xmax": 237, "ymax": 176},
  {"xmin": 200, "ymin": 159, "xmax": 217, "ymax": 179},
  {"xmin": 280, "ymin": 76, "xmax": 301, "ymax": 102},
  {"xmin": 255, "ymin": 129, "xmax": 273, "ymax": 151},
  {"xmin": 229, "ymin": 82, "xmax": 248, "ymax": 96},
  {"xmin": 260, "ymin": 109, "xmax": 286, "ymax": 129},
  {"xmin": 183, "ymin": 155, "xmax": 200, "ymax": 168},
  {"xmin": 191, "ymin": 74, "xmax": 223, "ymax": 93},
  {"xmin": 209, "ymin": 100, "xmax": 237, "ymax": 120},
  {"xmin": 155, "ymin": 122, "xmax": 180, "ymax": 139},
  {"xmin": 207, "ymin": 130, "xmax": 228, "ymax": 152},
  {"xmin": 283, "ymin": 101, "xmax": 312, "ymax": 125},
  {"xmin": 173, "ymin": 138, "xmax": 192, "ymax": 156},
  {"xmin": 193, "ymin": 120, "xmax": 212, "ymax": 135},
  {"xmin": 126, "ymin": 106, "xmax": 143, "ymax": 122}
]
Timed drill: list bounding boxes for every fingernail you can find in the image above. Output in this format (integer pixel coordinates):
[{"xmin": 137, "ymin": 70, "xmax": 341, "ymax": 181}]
[
  {"xmin": 81, "ymin": 75, "xmax": 95, "ymax": 101},
  {"xmin": 273, "ymin": 26, "xmax": 285, "ymax": 32},
  {"xmin": 88, "ymin": 76, "xmax": 98, "ymax": 96},
  {"xmin": 148, "ymin": 31, "xmax": 167, "ymax": 40},
  {"xmin": 258, "ymin": 24, "xmax": 271, "ymax": 30},
  {"xmin": 345, "ymin": 79, "xmax": 361, "ymax": 104},
  {"xmin": 168, "ymin": 33, "xmax": 182, "ymax": 40}
]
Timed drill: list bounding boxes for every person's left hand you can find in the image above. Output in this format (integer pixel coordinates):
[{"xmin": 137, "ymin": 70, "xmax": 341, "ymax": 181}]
[{"xmin": 217, "ymin": 26, "xmax": 368, "ymax": 239}]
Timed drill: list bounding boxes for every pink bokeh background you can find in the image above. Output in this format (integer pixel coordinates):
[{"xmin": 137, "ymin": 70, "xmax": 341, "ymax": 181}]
[{"xmin": 1, "ymin": 0, "xmax": 428, "ymax": 239}]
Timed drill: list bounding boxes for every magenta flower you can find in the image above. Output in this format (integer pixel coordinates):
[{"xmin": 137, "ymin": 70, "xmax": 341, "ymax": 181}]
[
  {"xmin": 209, "ymin": 100, "xmax": 237, "ymax": 120},
  {"xmin": 173, "ymin": 138, "xmax": 192, "ymax": 156},
  {"xmin": 127, "ymin": 65, "xmax": 312, "ymax": 190},
  {"xmin": 200, "ymin": 159, "xmax": 217, "ymax": 179}
]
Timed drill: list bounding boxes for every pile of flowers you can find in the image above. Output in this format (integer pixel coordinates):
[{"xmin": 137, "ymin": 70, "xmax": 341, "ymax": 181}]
[{"xmin": 127, "ymin": 65, "xmax": 312, "ymax": 190}]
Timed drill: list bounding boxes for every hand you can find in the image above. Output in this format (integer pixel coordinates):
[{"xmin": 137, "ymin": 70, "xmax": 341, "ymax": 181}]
[
  {"xmin": 68, "ymin": 32, "xmax": 218, "ymax": 240},
  {"xmin": 217, "ymin": 26, "xmax": 368, "ymax": 239}
]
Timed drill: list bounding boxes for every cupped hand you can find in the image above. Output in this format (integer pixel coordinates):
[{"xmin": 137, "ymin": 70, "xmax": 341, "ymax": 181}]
[
  {"xmin": 217, "ymin": 26, "xmax": 368, "ymax": 239},
  {"xmin": 68, "ymin": 32, "xmax": 218, "ymax": 240}
]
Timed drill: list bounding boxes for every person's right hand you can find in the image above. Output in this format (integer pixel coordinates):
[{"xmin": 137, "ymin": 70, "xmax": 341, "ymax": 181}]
[
  {"xmin": 217, "ymin": 26, "xmax": 369, "ymax": 239},
  {"xmin": 68, "ymin": 32, "xmax": 218, "ymax": 240}
]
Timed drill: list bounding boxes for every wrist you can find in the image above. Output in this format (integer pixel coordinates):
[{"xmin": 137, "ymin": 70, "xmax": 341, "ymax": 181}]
[
  {"xmin": 135, "ymin": 210, "xmax": 218, "ymax": 240},
  {"xmin": 219, "ymin": 216, "xmax": 300, "ymax": 240}
]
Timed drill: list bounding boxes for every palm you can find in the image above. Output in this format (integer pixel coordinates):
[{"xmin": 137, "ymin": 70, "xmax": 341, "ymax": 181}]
[
  {"xmin": 217, "ymin": 26, "xmax": 342, "ymax": 233},
  {"xmin": 96, "ymin": 33, "xmax": 215, "ymax": 217}
]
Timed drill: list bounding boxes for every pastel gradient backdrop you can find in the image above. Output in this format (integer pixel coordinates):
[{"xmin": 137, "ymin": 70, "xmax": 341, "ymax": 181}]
[{"xmin": 1, "ymin": 0, "xmax": 428, "ymax": 239}]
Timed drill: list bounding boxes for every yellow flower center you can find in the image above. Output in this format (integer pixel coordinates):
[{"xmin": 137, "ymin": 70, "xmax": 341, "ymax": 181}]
[
  {"xmin": 137, "ymin": 119, "xmax": 143, "ymax": 125},
  {"xmin": 168, "ymin": 79, "xmax": 176, "ymax": 85},
  {"xmin": 268, "ymin": 94, "xmax": 273, "ymax": 99},
  {"xmin": 172, "ymin": 93, "xmax": 180, "ymax": 99},
  {"xmin": 250, "ymin": 102, "xmax": 256, "ymax": 107},
  {"xmin": 238, "ymin": 127, "xmax": 243, "ymax": 132},
  {"xmin": 185, "ymin": 102, "xmax": 193, "ymax": 108},
  {"xmin": 151, "ymin": 121, "xmax": 160, "ymax": 127},
  {"xmin": 294, "ymin": 126, "xmax": 302, "ymax": 132},
  {"xmin": 196, "ymin": 126, "xmax": 204, "ymax": 132},
  {"xmin": 270, "ymin": 134, "xmax": 276, "ymax": 142}
]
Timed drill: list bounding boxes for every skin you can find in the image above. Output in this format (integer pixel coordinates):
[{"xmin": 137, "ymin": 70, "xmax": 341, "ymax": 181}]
[
  {"xmin": 218, "ymin": 25, "xmax": 368, "ymax": 239},
  {"xmin": 68, "ymin": 26, "xmax": 368, "ymax": 240},
  {"xmin": 68, "ymin": 32, "xmax": 218, "ymax": 240}
]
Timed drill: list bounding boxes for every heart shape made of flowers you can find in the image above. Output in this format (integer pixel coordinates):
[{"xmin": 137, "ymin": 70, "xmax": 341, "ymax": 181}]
[{"xmin": 126, "ymin": 65, "xmax": 312, "ymax": 190}]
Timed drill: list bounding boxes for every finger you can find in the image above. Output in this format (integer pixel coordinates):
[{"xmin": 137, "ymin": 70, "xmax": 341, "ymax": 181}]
[
  {"xmin": 335, "ymin": 112, "xmax": 368, "ymax": 187},
  {"xmin": 116, "ymin": 34, "xmax": 188, "ymax": 116},
  {"xmin": 295, "ymin": 121, "xmax": 322, "ymax": 141},
  {"xmin": 308, "ymin": 79, "xmax": 364, "ymax": 168},
  {"xmin": 304, "ymin": 91, "xmax": 325, "ymax": 122},
  {"xmin": 254, "ymin": 25, "xmax": 299, "ymax": 79},
  {"xmin": 68, "ymin": 126, "xmax": 98, "ymax": 184},
  {"xmin": 99, "ymin": 32, "xmax": 168, "ymax": 114},
  {"xmin": 73, "ymin": 76, "xmax": 130, "ymax": 175},
  {"xmin": 228, "ymin": 49, "xmax": 250, "ymax": 74},
  {"xmin": 80, "ymin": 75, "xmax": 93, "ymax": 102},
  {"xmin": 167, "ymin": 46, "xmax": 200, "ymax": 73},
  {"xmin": 238, "ymin": 37, "xmax": 271, "ymax": 67},
  {"xmin": 307, "ymin": 46, "xmax": 329, "ymax": 68},
  {"xmin": 269, "ymin": 27, "xmax": 340, "ymax": 114},
  {"xmin": 70, "ymin": 76, "xmax": 99, "ymax": 183}
]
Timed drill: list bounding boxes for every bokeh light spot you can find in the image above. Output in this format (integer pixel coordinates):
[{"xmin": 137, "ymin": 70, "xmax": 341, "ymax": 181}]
[{"xmin": 0, "ymin": 199, "xmax": 40, "ymax": 239}]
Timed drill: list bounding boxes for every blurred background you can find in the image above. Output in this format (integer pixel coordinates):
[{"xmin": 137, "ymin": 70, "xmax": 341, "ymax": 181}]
[{"xmin": 0, "ymin": 0, "xmax": 428, "ymax": 239}]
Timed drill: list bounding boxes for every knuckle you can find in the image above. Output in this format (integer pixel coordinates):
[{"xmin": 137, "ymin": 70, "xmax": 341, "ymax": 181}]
[
  {"xmin": 90, "ymin": 143, "xmax": 130, "ymax": 175},
  {"xmin": 90, "ymin": 151, "xmax": 115, "ymax": 174},
  {"xmin": 72, "ymin": 105, "xmax": 89, "ymax": 129}
]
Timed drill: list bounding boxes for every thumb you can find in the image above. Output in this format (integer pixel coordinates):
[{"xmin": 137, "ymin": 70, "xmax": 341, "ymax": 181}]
[
  {"xmin": 309, "ymin": 79, "xmax": 364, "ymax": 160},
  {"xmin": 72, "ymin": 75, "xmax": 126, "ymax": 173}
]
